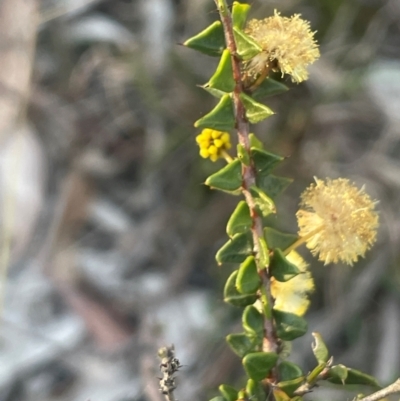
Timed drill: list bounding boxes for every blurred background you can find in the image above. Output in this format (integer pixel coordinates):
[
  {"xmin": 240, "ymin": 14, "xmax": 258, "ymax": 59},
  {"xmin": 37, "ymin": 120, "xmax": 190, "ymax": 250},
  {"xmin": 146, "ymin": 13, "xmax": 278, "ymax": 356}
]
[{"xmin": 0, "ymin": 0, "xmax": 400, "ymax": 400}]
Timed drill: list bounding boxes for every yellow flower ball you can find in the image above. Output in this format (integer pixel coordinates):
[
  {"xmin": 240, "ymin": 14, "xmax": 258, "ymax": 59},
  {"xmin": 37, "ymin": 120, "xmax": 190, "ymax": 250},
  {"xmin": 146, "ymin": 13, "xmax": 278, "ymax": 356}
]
[
  {"xmin": 271, "ymin": 251, "xmax": 314, "ymax": 316},
  {"xmin": 296, "ymin": 178, "xmax": 379, "ymax": 265},
  {"xmin": 244, "ymin": 10, "xmax": 320, "ymax": 84}
]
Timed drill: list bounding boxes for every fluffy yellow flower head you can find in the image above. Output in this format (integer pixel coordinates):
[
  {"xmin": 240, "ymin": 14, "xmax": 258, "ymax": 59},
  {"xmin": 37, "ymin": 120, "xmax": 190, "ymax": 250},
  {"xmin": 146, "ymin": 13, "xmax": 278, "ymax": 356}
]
[
  {"xmin": 196, "ymin": 129, "xmax": 231, "ymax": 162},
  {"xmin": 296, "ymin": 178, "xmax": 379, "ymax": 265},
  {"xmin": 271, "ymin": 251, "xmax": 314, "ymax": 316},
  {"xmin": 244, "ymin": 10, "xmax": 320, "ymax": 83}
]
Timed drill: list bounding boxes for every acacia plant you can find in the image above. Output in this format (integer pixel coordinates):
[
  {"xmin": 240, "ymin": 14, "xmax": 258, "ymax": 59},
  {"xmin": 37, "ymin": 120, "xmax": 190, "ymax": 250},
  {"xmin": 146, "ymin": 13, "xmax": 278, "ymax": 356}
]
[{"xmin": 178, "ymin": 1, "xmax": 400, "ymax": 401}]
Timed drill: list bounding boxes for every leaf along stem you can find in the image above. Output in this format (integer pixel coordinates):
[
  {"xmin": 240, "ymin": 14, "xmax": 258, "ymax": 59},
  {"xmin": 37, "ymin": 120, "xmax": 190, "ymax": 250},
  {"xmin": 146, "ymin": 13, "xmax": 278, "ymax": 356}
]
[{"xmin": 214, "ymin": 0, "xmax": 279, "ymax": 360}]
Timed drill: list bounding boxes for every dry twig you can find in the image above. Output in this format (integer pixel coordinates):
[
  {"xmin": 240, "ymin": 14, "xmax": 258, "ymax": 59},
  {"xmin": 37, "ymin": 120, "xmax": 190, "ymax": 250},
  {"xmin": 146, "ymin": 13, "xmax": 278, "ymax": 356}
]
[
  {"xmin": 355, "ymin": 378, "xmax": 400, "ymax": 401},
  {"xmin": 158, "ymin": 345, "xmax": 181, "ymax": 401}
]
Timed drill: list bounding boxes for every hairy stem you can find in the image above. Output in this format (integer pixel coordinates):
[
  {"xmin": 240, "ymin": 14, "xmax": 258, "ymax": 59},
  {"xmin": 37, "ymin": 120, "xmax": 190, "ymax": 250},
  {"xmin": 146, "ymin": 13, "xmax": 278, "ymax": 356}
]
[{"xmin": 214, "ymin": 0, "xmax": 279, "ymax": 358}]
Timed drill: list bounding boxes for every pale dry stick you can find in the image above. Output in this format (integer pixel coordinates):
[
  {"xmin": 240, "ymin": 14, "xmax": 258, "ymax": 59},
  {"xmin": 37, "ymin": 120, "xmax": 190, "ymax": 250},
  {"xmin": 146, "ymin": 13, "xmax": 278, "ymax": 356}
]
[
  {"xmin": 0, "ymin": 0, "xmax": 39, "ymax": 315},
  {"xmin": 0, "ymin": 0, "xmax": 38, "ymax": 144},
  {"xmin": 0, "ymin": 133, "xmax": 23, "ymax": 315},
  {"xmin": 355, "ymin": 378, "xmax": 400, "ymax": 401},
  {"xmin": 39, "ymin": 0, "xmax": 102, "ymax": 24},
  {"xmin": 214, "ymin": 0, "xmax": 279, "ymax": 355}
]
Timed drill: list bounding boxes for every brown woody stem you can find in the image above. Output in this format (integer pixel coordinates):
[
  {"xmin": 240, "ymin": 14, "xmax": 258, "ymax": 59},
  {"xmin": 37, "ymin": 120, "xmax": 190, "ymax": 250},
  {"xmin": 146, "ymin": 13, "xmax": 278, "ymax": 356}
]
[{"xmin": 214, "ymin": 0, "xmax": 279, "ymax": 359}]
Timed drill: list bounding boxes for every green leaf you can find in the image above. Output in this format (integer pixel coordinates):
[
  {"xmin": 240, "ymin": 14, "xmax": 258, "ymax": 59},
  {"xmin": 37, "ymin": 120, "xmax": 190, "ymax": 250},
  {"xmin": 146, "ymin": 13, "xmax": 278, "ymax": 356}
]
[
  {"xmin": 232, "ymin": 2, "xmax": 251, "ymax": 29},
  {"xmin": 270, "ymin": 249, "xmax": 301, "ymax": 282},
  {"xmin": 258, "ymin": 236, "xmax": 270, "ymax": 267},
  {"xmin": 184, "ymin": 21, "xmax": 225, "ymax": 56},
  {"xmin": 328, "ymin": 364, "xmax": 348, "ymax": 385},
  {"xmin": 251, "ymin": 148, "xmax": 284, "ymax": 175},
  {"xmin": 257, "ymin": 175, "xmax": 292, "ymax": 199},
  {"xmin": 207, "ymin": 49, "xmax": 235, "ymax": 93},
  {"xmin": 227, "ymin": 201, "xmax": 251, "ymax": 237},
  {"xmin": 216, "ymin": 232, "xmax": 253, "ymax": 264},
  {"xmin": 328, "ymin": 367, "xmax": 380, "ymax": 387},
  {"xmin": 233, "ymin": 27, "xmax": 262, "ymax": 60},
  {"xmin": 251, "ymin": 185, "xmax": 276, "ymax": 217},
  {"xmin": 237, "ymin": 144, "xmax": 250, "ymax": 166},
  {"xmin": 242, "ymin": 306, "xmax": 264, "ymax": 337},
  {"xmin": 311, "ymin": 332, "xmax": 329, "ymax": 365},
  {"xmin": 236, "ymin": 256, "xmax": 260, "ymax": 294},
  {"xmin": 219, "ymin": 385, "xmax": 238, "ymax": 401},
  {"xmin": 273, "ymin": 310, "xmax": 308, "ymax": 341},
  {"xmin": 240, "ymin": 93, "xmax": 274, "ymax": 123},
  {"xmin": 242, "ymin": 352, "xmax": 278, "ymax": 381},
  {"xmin": 252, "ymin": 78, "xmax": 289, "ymax": 100},
  {"xmin": 246, "ymin": 379, "xmax": 266, "ymax": 401},
  {"xmin": 345, "ymin": 368, "xmax": 380, "ymax": 387},
  {"xmin": 224, "ymin": 270, "xmax": 258, "ymax": 307},
  {"xmin": 194, "ymin": 94, "xmax": 235, "ymax": 131},
  {"xmin": 249, "ymin": 134, "xmax": 264, "ymax": 150},
  {"xmin": 272, "ymin": 388, "xmax": 291, "ymax": 401},
  {"xmin": 226, "ymin": 332, "xmax": 256, "ymax": 357},
  {"xmin": 206, "ymin": 159, "xmax": 242, "ymax": 194},
  {"xmin": 209, "ymin": 397, "xmax": 226, "ymax": 401},
  {"xmin": 277, "ymin": 377, "xmax": 305, "ymax": 397},
  {"xmin": 264, "ymin": 228, "xmax": 298, "ymax": 251},
  {"xmin": 278, "ymin": 361, "xmax": 303, "ymax": 382},
  {"xmin": 200, "ymin": 85, "xmax": 227, "ymax": 99}
]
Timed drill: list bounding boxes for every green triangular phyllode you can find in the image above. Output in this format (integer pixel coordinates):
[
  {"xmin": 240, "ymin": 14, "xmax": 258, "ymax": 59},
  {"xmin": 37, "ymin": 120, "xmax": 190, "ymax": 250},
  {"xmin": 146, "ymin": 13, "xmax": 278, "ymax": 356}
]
[
  {"xmin": 194, "ymin": 94, "xmax": 235, "ymax": 131},
  {"xmin": 184, "ymin": 21, "xmax": 225, "ymax": 56}
]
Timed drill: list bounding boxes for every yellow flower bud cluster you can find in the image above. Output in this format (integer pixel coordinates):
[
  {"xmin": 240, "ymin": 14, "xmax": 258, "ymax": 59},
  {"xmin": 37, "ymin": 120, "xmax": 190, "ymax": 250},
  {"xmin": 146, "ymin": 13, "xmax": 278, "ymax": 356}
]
[{"xmin": 196, "ymin": 129, "xmax": 232, "ymax": 162}]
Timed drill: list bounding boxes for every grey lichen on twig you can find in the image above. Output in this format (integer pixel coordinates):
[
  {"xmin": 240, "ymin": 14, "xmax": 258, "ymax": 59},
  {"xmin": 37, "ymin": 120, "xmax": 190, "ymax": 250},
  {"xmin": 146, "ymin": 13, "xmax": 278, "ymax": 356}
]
[{"xmin": 158, "ymin": 345, "xmax": 182, "ymax": 401}]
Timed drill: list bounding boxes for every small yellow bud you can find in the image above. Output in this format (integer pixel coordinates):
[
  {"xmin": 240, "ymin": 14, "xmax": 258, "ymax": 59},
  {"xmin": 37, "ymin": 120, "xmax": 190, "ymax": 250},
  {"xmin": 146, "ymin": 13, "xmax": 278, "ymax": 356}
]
[
  {"xmin": 214, "ymin": 139, "xmax": 223, "ymax": 148},
  {"xmin": 211, "ymin": 130, "xmax": 222, "ymax": 139},
  {"xmin": 221, "ymin": 133, "xmax": 230, "ymax": 143},
  {"xmin": 208, "ymin": 145, "xmax": 218, "ymax": 155},
  {"xmin": 202, "ymin": 129, "xmax": 212, "ymax": 140},
  {"xmin": 200, "ymin": 148, "xmax": 209, "ymax": 158}
]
